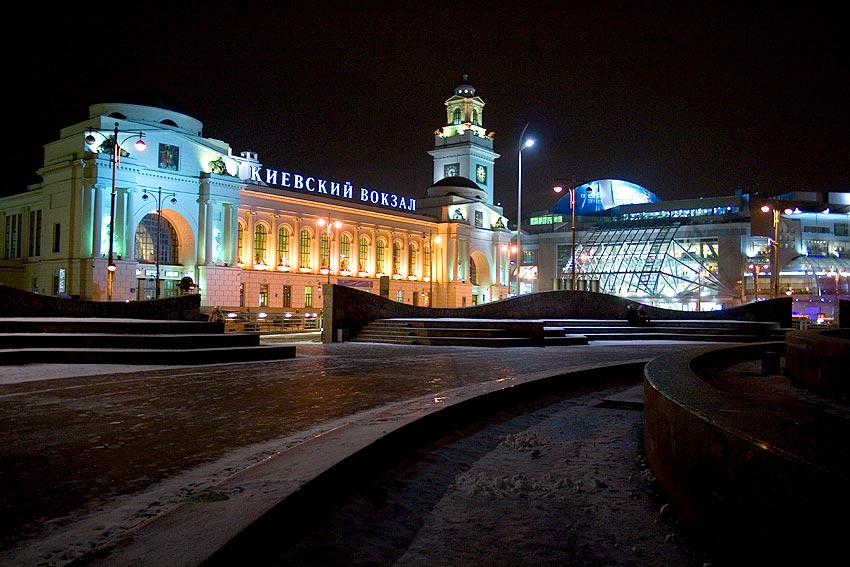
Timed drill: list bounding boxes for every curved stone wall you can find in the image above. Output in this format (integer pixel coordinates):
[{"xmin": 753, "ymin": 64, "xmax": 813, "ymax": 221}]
[
  {"xmin": 643, "ymin": 343, "xmax": 848, "ymax": 564},
  {"xmin": 785, "ymin": 328, "xmax": 850, "ymax": 395},
  {"xmin": 324, "ymin": 284, "xmax": 791, "ymax": 343}
]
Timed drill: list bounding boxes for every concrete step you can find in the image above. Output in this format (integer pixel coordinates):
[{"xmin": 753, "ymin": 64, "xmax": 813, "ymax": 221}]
[
  {"xmin": 0, "ymin": 345, "xmax": 296, "ymax": 365},
  {"xmin": 1, "ymin": 333, "xmax": 260, "ymax": 349}
]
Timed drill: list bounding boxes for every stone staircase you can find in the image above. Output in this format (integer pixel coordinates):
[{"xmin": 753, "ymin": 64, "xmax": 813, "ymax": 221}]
[
  {"xmin": 0, "ymin": 317, "xmax": 297, "ymax": 365},
  {"xmin": 349, "ymin": 318, "xmax": 783, "ymax": 347}
]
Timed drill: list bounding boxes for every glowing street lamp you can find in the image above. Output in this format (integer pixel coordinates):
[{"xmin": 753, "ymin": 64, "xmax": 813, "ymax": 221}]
[
  {"xmin": 515, "ymin": 123, "xmax": 535, "ymax": 297},
  {"xmin": 141, "ymin": 187, "xmax": 177, "ymax": 298},
  {"xmin": 317, "ymin": 216, "xmax": 342, "ymax": 283},
  {"xmin": 553, "ymin": 179, "xmax": 578, "ymax": 291},
  {"xmin": 85, "ymin": 122, "xmax": 147, "ymax": 301},
  {"xmin": 760, "ymin": 203, "xmax": 792, "ymax": 299}
]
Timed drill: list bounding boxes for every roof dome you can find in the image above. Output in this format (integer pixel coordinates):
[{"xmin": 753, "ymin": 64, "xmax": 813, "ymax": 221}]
[
  {"xmin": 454, "ymin": 74, "xmax": 476, "ymax": 97},
  {"xmin": 425, "ymin": 176, "xmax": 486, "ymax": 201}
]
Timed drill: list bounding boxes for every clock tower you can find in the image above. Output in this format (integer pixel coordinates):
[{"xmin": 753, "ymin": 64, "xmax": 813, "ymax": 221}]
[{"xmin": 428, "ymin": 75, "xmax": 500, "ymax": 204}]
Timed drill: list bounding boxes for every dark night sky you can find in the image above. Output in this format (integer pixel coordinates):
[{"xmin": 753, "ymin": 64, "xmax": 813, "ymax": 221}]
[{"xmin": 7, "ymin": 2, "xmax": 848, "ymax": 220}]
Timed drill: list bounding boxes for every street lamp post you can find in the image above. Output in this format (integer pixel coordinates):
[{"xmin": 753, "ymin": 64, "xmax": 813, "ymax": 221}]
[
  {"xmin": 761, "ymin": 203, "xmax": 791, "ymax": 299},
  {"xmin": 85, "ymin": 122, "xmax": 147, "ymax": 301},
  {"xmin": 553, "ymin": 180, "xmax": 578, "ymax": 291},
  {"xmin": 317, "ymin": 216, "xmax": 342, "ymax": 283},
  {"xmin": 515, "ymin": 123, "xmax": 535, "ymax": 297},
  {"xmin": 142, "ymin": 187, "xmax": 177, "ymax": 298}
]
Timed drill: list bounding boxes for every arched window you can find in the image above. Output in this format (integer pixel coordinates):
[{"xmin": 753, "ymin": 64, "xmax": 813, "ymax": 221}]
[
  {"xmin": 472, "ymin": 109, "xmax": 480, "ymax": 125},
  {"xmin": 376, "ymin": 239, "xmax": 386, "ymax": 274},
  {"xmin": 392, "ymin": 241, "xmax": 402, "ymax": 275},
  {"xmin": 135, "ymin": 213, "xmax": 179, "ymax": 264},
  {"xmin": 254, "ymin": 224, "xmax": 267, "ymax": 264},
  {"xmin": 299, "ymin": 229, "xmax": 311, "ymax": 269},
  {"xmin": 452, "ymin": 107, "xmax": 462, "ymax": 124}
]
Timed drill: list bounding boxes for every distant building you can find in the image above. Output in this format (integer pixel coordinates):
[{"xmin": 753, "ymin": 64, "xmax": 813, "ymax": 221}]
[
  {"xmin": 525, "ymin": 188, "xmax": 850, "ymax": 320},
  {"xmin": 2, "ymin": 76, "xmax": 847, "ymax": 323}
]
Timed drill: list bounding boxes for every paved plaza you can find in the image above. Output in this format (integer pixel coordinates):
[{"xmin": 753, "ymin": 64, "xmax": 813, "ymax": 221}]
[{"xmin": 1, "ymin": 339, "xmax": 728, "ymax": 565}]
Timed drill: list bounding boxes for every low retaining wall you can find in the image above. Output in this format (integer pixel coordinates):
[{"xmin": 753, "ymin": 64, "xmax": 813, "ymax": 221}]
[
  {"xmin": 785, "ymin": 328, "xmax": 850, "ymax": 395},
  {"xmin": 324, "ymin": 284, "xmax": 792, "ymax": 343},
  {"xmin": 643, "ymin": 342, "xmax": 848, "ymax": 564},
  {"xmin": 0, "ymin": 284, "xmax": 202, "ymax": 320}
]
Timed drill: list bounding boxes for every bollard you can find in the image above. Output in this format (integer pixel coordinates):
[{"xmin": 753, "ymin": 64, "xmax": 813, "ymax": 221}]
[{"xmin": 761, "ymin": 351, "xmax": 781, "ymax": 376}]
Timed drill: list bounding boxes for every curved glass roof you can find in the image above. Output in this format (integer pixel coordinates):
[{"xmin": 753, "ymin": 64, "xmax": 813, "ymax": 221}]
[{"xmin": 552, "ymin": 179, "xmax": 660, "ymax": 215}]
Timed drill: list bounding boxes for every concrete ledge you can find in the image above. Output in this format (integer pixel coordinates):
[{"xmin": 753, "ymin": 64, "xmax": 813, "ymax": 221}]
[
  {"xmin": 643, "ymin": 342, "xmax": 850, "ymax": 564},
  {"xmin": 785, "ymin": 328, "xmax": 850, "ymax": 395}
]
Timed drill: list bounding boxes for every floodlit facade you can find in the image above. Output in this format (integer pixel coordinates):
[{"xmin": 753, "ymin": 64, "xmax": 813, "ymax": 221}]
[{"xmin": 0, "ymin": 78, "xmax": 515, "ymax": 320}]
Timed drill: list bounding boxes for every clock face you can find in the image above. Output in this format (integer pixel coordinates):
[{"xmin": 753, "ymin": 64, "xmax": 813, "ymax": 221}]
[
  {"xmin": 444, "ymin": 163, "xmax": 459, "ymax": 177},
  {"xmin": 476, "ymin": 164, "xmax": 487, "ymax": 183}
]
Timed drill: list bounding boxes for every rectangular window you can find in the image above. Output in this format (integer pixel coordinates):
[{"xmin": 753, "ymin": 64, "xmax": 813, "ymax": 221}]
[
  {"xmin": 239, "ymin": 283, "xmax": 245, "ymax": 307},
  {"xmin": 259, "ymin": 284, "xmax": 269, "ymax": 307},
  {"xmin": 396, "ymin": 290, "xmax": 403, "ymax": 302},
  {"xmin": 282, "ymin": 285, "xmax": 292, "ymax": 307},
  {"xmin": 304, "ymin": 286, "xmax": 313, "ymax": 308},
  {"xmin": 474, "ymin": 210, "xmax": 483, "ymax": 228},
  {"xmin": 53, "ymin": 223, "xmax": 61, "ymax": 253},
  {"xmin": 4, "ymin": 213, "xmax": 22, "ymax": 259},
  {"xmin": 29, "ymin": 210, "xmax": 42, "ymax": 257},
  {"xmin": 835, "ymin": 223, "xmax": 849, "ymax": 237}
]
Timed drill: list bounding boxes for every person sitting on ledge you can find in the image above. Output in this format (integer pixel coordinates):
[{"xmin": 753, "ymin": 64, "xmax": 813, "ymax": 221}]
[{"xmin": 626, "ymin": 304, "xmax": 651, "ymax": 326}]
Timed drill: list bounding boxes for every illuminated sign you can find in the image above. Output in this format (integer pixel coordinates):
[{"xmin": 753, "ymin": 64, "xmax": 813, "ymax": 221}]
[{"xmin": 247, "ymin": 166, "xmax": 417, "ymax": 212}]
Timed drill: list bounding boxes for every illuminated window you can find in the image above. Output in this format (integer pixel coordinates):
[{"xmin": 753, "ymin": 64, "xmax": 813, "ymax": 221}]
[
  {"xmin": 259, "ymin": 284, "xmax": 269, "ymax": 307},
  {"xmin": 282, "ymin": 285, "xmax": 291, "ymax": 307},
  {"xmin": 340, "ymin": 234, "xmax": 351, "ymax": 270},
  {"xmin": 359, "ymin": 236, "xmax": 369, "ymax": 272},
  {"xmin": 277, "ymin": 226, "xmax": 290, "ymax": 260},
  {"xmin": 376, "ymin": 239, "xmax": 386, "ymax": 274},
  {"xmin": 135, "ymin": 213, "xmax": 178, "ymax": 264},
  {"xmin": 304, "ymin": 286, "xmax": 313, "ymax": 308},
  {"xmin": 237, "ymin": 222, "xmax": 244, "ymax": 263},
  {"xmin": 393, "ymin": 241, "xmax": 402, "ymax": 274},
  {"xmin": 452, "ymin": 107, "xmax": 462, "ymax": 124},
  {"xmin": 254, "ymin": 224, "xmax": 267, "ymax": 264},
  {"xmin": 320, "ymin": 233, "xmax": 330, "ymax": 269},
  {"xmin": 299, "ymin": 230, "xmax": 311, "ymax": 269},
  {"xmin": 408, "ymin": 243, "xmax": 417, "ymax": 275}
]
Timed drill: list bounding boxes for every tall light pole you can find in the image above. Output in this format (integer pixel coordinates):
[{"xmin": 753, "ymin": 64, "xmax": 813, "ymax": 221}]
[
  {"xmin": 85, "ymin": 122, "xmax": 147, "ymax": 301},
  {"xmin": 142, "ymin": 187, "xmax": 177, "ymax": 298},
  {"xmin": 317, "ymin": 216, "xmax": 342, "ymax": 283},
  {"xmin": 760, "ymin": 203, "xmax": 791, "ymax": 299},
  {"xmin": 433, "ymin": 235, "xmax": 442, "ymax": 307},
  {"xmin": 553, "ymin": 179, "xmax": 578, "ymax": 291},
  {"xmin": 515, "ymin": 123, "xmax": 535, "ymax": 297}
]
